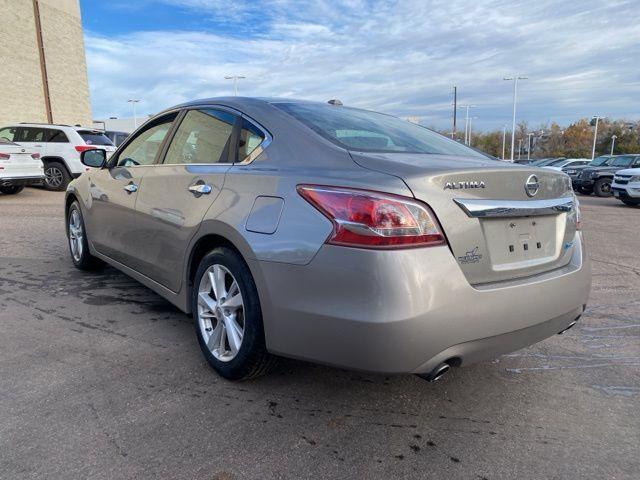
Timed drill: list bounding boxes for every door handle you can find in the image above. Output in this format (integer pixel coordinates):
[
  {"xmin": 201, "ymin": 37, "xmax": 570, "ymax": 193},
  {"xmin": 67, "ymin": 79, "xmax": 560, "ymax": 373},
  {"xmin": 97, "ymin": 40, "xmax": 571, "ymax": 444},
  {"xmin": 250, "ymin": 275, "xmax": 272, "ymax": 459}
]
[
  {"xmin": 123, "ymin": 183, "xmax": 138, "ymax": 194},
  {"xmin": 188, "ymin": 183, "xmax": 212, "ymax": 196}
]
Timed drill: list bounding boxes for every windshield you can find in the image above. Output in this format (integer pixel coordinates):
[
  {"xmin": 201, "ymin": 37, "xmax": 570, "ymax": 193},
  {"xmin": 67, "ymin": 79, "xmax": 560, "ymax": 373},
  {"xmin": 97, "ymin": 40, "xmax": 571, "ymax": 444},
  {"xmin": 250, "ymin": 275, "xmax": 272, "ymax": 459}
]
[
  {"xmin": 548, "ymin": 158, "xmax": 568, "ymax": 166},
  {"xmin": 590, "ymin": 155, "xmax": 611, "ymax": 166},
  {"xmin": 78, "ymin": 130, "xmax": 114, "ymax": 146},
  {"xmin": 275, "ymin": 102, "xmax": 486, "ymax": 157}
]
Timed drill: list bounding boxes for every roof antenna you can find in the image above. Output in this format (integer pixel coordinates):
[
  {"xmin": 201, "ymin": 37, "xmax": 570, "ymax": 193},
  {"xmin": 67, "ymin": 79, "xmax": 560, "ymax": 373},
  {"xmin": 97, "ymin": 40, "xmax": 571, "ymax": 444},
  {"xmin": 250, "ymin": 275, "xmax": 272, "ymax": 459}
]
[{"xmin": 327, "ymin": 99, "xmax": 343, "ymax": 106}]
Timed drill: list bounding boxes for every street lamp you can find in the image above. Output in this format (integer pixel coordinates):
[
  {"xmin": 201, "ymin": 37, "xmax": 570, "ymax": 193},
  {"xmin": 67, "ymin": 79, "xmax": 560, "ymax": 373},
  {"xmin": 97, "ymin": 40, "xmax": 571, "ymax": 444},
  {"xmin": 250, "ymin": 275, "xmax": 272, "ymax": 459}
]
[
  {"xmin": 610, "ymin": 134, "xmax": 617, "ymax": 155},
  {"xmin": 224, "ymin": 75, "xmax": 246, "ymax": 96},
  {"xmin": 458, "ymin": 105, "xmax": 476, "ymax": 145},
  {"xmin": 127, "ymin": 99, "xmax": 140, "ymax": 128},
  {"xmin": 502, "ymin": 124, "xmax": 507, "ymax": 160},
  {"xmin": 591, "ymin": 115, "xmax": 601, "ymax": 160},
  {"xmin": 504, "ymin": 75, "xmax": 528, "ymax": 162},
  {"xmin": 527, "ymin": 132, "xmax": 535, "ymax": 161},
  {"xmin": 468, "ymin": 116, "xmax": 478, "ymax": 145},
  {"xmin": 517, "ymin": 138, "xmax": 523, "ymax": 160}
]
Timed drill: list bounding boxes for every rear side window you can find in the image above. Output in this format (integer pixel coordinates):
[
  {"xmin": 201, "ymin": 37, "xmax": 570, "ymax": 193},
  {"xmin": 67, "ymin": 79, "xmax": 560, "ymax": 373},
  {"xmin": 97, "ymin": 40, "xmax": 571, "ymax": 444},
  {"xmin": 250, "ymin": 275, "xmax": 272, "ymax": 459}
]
[
  {"xmin": 163, "ymin": 109, "xmax": 236, "ymax": 164},
  {"xmin": 78, "ymin": 130, "xmax": 114, "ymax": 146},
  {"xmin": 238, "ymin": 119, "xmax": 265, "ymax": 160},
  {"xmin": 47, "ymin": 129, "xmax": 69, "ymax": 143},
  {"xmin": 275, "ymin": 102, "xmax": 486, "ymax": 157},
  {"xmin": 16, "ymin": 127, "xmax": 46, "ymax": 142}
]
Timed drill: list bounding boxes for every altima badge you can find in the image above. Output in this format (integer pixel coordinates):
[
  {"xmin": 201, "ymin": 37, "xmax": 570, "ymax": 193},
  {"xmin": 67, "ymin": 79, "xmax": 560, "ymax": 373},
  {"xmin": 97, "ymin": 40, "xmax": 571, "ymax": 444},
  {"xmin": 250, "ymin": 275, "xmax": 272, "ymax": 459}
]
[{"xmin": 444, "ymin": 181, "xmax": 486, "ymax": 190}]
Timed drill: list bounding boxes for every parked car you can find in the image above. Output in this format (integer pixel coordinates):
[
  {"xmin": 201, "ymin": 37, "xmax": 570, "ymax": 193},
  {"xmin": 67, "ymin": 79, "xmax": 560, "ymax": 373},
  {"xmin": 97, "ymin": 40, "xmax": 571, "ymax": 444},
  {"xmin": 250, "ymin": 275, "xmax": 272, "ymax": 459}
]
[
  {"xmin": 0, "ymin": 140, "xmax": 44, "ymax": 194},
  {"xmin": 104, "ymin": 130, "xmax": 129, "ymax": 147},
  {"xmin": 530, "ymin": 157, "xmax": 565, "ymax": 167},
  {"xmin": 611, "ymin": 168, "xmax": 640, "ymax": 206},
  {"xmin": 564, "ymin": 155, "xmax": 612, "ymax": 190},
  {"xmin": 66, "ymin": 97, "xmax": 590, "ymax": 381},
  {"xmin": 544, "ymin": 158, "xmax": 590, "ymax": 171},
  {"xmin": 574, "ymin": 154, "xmax": 640, "ymax": 197},
  {"xmin": 0, "ymin": 123, "xmax": 116, "ymax": 191}
]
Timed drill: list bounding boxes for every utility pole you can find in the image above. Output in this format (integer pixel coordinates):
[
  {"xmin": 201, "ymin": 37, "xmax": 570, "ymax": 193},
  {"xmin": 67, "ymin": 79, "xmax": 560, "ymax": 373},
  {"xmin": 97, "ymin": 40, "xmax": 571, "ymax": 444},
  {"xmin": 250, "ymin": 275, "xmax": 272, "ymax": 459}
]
[
  {"xmin": 591, "ymin": 115, "xmax": 601, "ymax": 160},
  {"xmin": 518, "ymin": 138, "xmax": 523, "ymax": 160},
  {"xmin": 224, "ymin": 75, "xmax": 246, "ymax": 96},
  {"xmin": 452, "ymin": 86, "xmax": 457, "ymax": 140},
  {"xmin": 527, "ymin": 132, "xmax": 535, "ymax": 161},
  {"xmin": 610, "ymin": 134, "xmax": 617, "ymax": 155},
  {"xmin": 502, "ymin": 125, "xmax": 507, "ymax": 160},
  {"xmin": 504, "ymin": 75, "xmax": 528, "ymax": 162},
  {"xmin": 127, "ymin": 99, "xmax": 140, "ymax": 128}
]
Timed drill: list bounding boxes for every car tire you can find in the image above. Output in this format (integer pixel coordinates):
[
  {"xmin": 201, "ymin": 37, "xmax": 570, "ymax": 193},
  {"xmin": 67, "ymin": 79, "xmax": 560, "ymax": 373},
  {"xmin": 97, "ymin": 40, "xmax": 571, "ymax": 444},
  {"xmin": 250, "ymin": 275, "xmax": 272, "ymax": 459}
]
[
  {"xmin": 621, "ymin": 199, "xmax": 640, "ymax": 207},
  {"xmin": 44, "ymin": 161, "xmax": 71, "ymax": 191},
  {"xmin": 577, "ymin": 187, "xmax": 592, "ymax": 195},
  {"xmin": 0, "ymin": 185, "xmax": 24, "ymax": 195},
  {"xmin": 593, "ymin": 178, "xmax": 613, "ymax": 197},
  {"xmin": 192, "ymin": 247, "xmax": 276, "ymax": 380},
  {"xmin": 67, "ymin": 201, "xmax": 103, "ymax": 270}
]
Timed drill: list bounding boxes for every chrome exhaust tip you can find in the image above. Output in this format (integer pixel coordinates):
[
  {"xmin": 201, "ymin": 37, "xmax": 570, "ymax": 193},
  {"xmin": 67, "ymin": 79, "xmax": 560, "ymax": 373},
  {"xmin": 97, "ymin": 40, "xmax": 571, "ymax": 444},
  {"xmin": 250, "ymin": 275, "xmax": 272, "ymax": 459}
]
[
  {"xmin": 557, "ymin": 320, "xmax": 577, "ymax": 335},
  {"xmin": 417, "ymin": 362, "xmax": 451, "ymax": 382}
]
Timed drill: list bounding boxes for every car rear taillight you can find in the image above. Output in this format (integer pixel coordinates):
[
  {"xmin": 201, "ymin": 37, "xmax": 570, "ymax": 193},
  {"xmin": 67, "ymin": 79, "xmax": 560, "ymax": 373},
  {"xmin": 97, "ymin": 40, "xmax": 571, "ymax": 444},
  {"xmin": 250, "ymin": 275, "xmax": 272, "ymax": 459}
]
[
  {"xmin": 75, "ymin": 145, "xmax": 96, "ymax": 153},
  {"xmin": 0, "ymin": 153, "xmax": 9, "ymax": 160},
  {"xmin": 297, "ymin": 185, "xmax": 446, "ymax": 249},
  {"xmin": 31, "ymin": 153, "xmax": 40, "ymax": 159}
]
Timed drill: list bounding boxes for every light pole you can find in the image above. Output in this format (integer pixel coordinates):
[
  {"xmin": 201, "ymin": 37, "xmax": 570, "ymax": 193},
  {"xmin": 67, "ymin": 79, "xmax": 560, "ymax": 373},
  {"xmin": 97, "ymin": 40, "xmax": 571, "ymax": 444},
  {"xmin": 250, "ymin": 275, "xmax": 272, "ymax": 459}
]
[
  {"xmin": 224, "ymin": 75, "xmax": 246, "ymax": 96},
  {"xmin": 611, "ymin": 134, "xmax": 617, "ymax": 155},
  {"xmin": 127, "ymin": 99, "xmax": 140, "ymax": 128},
  {"xmin": 591, "ymin": 115, "xmax": 601, "ymax": 160},
  {"xmin": 517, "ymin": 138, "xmax": 523, "ymax": 160},
  {"xmin": 468, "ymin": 116, "xmax": 478, "ymax": 145},
  {"xmin": 527, "ymin": 132, "xmax": 535, "ymax": 161},
  {"xmin": 504, "ymin": 75, "xmax": 528, "ymax": 162},
  {"xmin": 458, "ymin": 105, "xmax": 475, "ymax": 145},
  {"xmin": 502, "ymin": 124, "xmax": 507, "ymax": 160}
]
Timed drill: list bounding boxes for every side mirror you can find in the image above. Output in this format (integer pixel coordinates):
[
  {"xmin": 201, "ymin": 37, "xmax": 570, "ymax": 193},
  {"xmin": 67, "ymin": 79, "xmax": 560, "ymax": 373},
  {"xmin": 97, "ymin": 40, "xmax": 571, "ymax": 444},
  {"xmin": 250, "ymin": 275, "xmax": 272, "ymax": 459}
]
[{"xmin": 81, "ymin": 148, "xmax": 106, "ymax": 168}]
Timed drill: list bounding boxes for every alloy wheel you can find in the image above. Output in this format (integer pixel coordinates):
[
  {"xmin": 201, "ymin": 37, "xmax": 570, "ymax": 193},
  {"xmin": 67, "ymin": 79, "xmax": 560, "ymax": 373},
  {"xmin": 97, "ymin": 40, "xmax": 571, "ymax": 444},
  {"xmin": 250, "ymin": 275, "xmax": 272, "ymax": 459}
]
[
  {"xmin": 197, "ymin": 264, "xmax": 245, "ymax": 362},
  {"xmin": 68, "ymin": 209, "xmax": 84, "ymax": 262},
  {"xmin": 45, "ymin": 166, "xmax": 64, "ymax": 188}
]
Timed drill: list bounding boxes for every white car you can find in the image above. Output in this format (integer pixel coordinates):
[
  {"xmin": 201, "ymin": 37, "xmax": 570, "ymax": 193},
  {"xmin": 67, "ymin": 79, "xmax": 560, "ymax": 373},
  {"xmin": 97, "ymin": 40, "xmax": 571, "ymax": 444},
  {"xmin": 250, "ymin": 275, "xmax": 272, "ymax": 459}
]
[
  {"xmin": 544, "ymin": 158, "xmax": 590, "ymax": 171},
  {"xmin": 0, "ymin": 140, "xmax": 44, "ymax": 195},
  {"xmin": 612, "ymin": 168, "xmax": 640, "ymax": 206},
  {"xmin": 0, "ymin": 123, "xmax": 116, "ymax": 191}
]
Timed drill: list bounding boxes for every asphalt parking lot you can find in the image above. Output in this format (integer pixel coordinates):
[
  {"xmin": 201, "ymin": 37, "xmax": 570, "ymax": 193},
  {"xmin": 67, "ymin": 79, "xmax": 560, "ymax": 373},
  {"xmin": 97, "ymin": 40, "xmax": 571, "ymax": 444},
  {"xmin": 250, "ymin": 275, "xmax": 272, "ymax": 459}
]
[{"xmin": 1, "ymin": 188, "xmax": 638, "ymax": 480}]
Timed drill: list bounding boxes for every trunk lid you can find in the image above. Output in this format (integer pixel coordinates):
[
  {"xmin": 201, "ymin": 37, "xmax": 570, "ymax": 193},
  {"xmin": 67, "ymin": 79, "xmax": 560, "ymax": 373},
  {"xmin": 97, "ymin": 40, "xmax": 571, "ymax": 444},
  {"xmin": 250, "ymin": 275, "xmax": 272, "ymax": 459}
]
[
  {"xmin": 0, "ymin": 145, "xmax": 43, "ymax": 178},
  {"xmin": 352, "ymin": 152, "xmax": 578, "ymax": 285}
]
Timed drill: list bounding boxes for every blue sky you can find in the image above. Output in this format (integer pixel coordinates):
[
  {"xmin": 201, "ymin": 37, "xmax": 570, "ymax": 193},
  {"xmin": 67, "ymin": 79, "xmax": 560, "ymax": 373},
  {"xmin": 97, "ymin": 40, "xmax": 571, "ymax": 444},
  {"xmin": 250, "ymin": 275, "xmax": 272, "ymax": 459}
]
[{"xmin": 80, "ymin": 0, "xmax": 640, "ymax": 131}]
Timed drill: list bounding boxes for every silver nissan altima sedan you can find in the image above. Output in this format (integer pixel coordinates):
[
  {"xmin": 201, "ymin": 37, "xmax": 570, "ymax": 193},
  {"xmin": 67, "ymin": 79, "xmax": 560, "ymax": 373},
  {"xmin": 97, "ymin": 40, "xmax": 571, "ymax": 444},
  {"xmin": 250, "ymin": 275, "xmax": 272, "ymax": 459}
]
[{"xmin": 66, "ymin": 97, "xmax": 591, "ymax": 381}]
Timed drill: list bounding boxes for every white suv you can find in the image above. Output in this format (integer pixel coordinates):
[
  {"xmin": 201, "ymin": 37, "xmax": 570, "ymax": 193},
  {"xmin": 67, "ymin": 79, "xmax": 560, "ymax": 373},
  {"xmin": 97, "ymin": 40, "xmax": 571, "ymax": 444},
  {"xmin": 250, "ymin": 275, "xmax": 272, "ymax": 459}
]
[
  {"xmin": 0, "ymin": 123, "xmax": 116, "ymax": 190},
  {"xmin": 612, "ymin": 168, "xmax": 640, "ymax": 207}
]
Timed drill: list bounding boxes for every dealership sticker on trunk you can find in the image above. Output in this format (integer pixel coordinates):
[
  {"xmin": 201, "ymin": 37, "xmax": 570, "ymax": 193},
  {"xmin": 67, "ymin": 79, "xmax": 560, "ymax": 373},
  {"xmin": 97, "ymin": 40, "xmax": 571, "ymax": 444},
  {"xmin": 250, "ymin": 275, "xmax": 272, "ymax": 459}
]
[{"xmin": 458, "ymin": 247, "xmax": 483, "ymax": 264}]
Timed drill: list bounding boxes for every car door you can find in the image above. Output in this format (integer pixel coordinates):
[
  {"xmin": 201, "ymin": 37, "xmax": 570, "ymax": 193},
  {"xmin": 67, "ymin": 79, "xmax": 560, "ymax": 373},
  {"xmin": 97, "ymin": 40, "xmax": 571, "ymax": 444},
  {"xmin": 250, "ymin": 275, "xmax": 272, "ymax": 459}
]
[
  {"xmin": 85, "ymin": 112, "xmax": 178, "ymax": 269},
  {"xmin": 133, "ymin": 107, "xmax": 242, "ymax": 292}
]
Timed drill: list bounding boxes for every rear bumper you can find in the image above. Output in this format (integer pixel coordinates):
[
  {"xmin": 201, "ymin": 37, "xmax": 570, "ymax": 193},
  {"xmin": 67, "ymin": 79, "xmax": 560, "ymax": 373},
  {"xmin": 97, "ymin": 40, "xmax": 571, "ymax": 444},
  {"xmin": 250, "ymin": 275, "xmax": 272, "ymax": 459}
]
[
  {"xmin": 0, "ymin": 175, "xmax": 45, "ymax": 187},
  {"xmin": 254, "ymin": 232, "xmax": 591, "ymax": 374}
]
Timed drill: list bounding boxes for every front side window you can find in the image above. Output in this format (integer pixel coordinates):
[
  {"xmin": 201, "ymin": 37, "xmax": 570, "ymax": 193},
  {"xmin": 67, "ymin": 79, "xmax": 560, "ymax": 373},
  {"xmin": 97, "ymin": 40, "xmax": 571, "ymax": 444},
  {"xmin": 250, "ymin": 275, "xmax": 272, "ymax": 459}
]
[
  {"xmin": 115, "ymin": 114, "xmax": 176, "ymax": 167},
  {"xmin": 275, "ymin": 102, "xmax": 486, "ymax": 157},
  {"xmin": 164, "ymin": 109, "xmax": 236, "ymax": 165},
  {"xmin": 610, "ymin": 155, "xmax": 634, "ymax": 167},
  {"xmin": 47, "ymin": 129, "xmax": 69, "ymax": 143},
  {"xmin": 0, "ymin": 127, "xmax": 16, "ymax": 142},
  {"xmin": 238, "ymin": 119, "xmax": 265, "ymax": 160}
]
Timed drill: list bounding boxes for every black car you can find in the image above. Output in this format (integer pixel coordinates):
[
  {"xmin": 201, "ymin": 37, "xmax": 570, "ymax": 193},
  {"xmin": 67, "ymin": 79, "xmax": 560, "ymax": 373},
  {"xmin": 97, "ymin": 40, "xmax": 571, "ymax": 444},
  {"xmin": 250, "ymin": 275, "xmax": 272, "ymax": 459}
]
[{"xmin": 574, "ymin": 154, "xmax": 640, "ymax": 197}]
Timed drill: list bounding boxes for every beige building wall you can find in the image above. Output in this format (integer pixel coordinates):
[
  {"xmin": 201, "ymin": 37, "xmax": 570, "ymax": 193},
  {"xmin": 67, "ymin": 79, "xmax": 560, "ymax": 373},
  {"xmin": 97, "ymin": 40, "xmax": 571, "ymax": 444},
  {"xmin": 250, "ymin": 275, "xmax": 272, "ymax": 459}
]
[{"xmin": 0, "ymin": 0, "xmax": 92, "ymax": 126}]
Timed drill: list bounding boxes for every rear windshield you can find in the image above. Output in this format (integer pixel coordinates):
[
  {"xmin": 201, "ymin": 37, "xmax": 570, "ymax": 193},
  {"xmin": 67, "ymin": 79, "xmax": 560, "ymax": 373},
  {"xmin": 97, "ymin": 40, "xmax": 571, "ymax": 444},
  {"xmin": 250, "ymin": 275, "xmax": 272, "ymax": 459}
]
[
  {"xmin": 78, "ymin": 130, "xmax": 114, "ymax": 146},
  {"xmin": 275, "ymin": 102, "xmax": 486, "ymax": 157}
]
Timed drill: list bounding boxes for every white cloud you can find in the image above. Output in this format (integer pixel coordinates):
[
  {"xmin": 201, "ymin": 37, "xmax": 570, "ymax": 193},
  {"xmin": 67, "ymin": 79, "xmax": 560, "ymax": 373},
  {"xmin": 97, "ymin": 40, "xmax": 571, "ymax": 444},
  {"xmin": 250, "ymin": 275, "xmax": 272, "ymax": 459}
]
[{"xmin": 85, "ymin": 0, "xmax": 640, "ymax": 130}]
